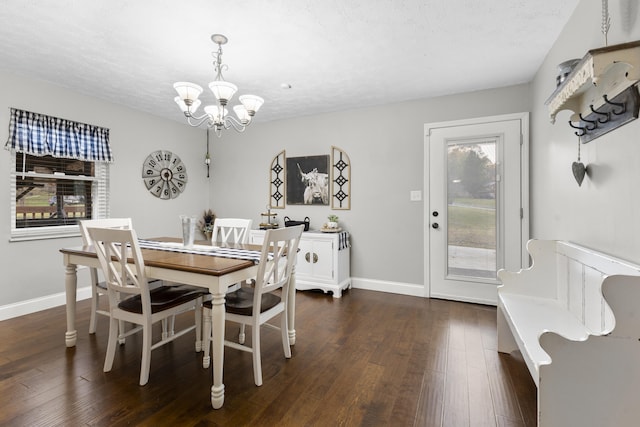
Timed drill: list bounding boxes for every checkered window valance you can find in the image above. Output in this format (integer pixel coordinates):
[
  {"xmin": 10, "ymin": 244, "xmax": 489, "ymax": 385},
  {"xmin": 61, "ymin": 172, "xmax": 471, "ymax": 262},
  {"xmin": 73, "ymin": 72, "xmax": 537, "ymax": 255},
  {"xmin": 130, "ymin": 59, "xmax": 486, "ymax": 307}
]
[{"xmin": 5, "ymin": 108, "xmax": 113, "ymax": 163}]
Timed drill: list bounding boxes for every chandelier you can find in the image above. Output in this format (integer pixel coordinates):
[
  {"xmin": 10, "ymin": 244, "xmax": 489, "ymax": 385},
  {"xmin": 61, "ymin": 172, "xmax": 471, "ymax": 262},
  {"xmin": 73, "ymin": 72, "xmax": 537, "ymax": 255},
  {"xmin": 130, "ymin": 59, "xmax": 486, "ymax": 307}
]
[{"xmin": 173, "ymin": 34, "xmax": 264, "ymax": 136}]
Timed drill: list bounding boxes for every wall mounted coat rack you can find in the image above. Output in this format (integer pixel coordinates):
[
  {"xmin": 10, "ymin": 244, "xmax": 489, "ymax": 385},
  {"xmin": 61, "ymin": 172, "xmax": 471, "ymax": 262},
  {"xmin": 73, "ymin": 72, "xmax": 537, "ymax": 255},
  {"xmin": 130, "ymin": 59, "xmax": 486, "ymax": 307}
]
[
  {"xmin": 546, "ymin": 40, "xmax": 640, "ymax": 143},
  {"xmin": 568, "ymin": 85, "xmax": 640, "ymax": 143}
]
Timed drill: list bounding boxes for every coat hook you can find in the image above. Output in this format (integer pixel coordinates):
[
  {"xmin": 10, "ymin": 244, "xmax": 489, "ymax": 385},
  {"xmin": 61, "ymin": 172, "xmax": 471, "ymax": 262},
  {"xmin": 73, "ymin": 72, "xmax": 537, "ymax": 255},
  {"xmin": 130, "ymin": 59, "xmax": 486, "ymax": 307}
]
[
  {"xmin": 589, "ymin": 104, "xmax": 610, "ymax": 123},
  {"xmin": 568, "ymin": 120, "xmax": 587, "ymax": 136},
  {"xmin": 603, "ymin": 94, "xmax": 626, "ymax": 115},
  {"xmin": 579, "ymin": 113, "xmax": 598, "ymax": 130}
]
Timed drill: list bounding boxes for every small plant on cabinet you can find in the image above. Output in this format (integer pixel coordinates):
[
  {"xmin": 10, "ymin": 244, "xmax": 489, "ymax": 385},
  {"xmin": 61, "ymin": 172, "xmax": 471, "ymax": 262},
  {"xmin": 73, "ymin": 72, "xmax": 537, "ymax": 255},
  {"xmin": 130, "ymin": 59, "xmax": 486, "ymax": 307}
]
[{"xmin": 327, "ymin": 214, "xmax": 339, "ymax": 229}]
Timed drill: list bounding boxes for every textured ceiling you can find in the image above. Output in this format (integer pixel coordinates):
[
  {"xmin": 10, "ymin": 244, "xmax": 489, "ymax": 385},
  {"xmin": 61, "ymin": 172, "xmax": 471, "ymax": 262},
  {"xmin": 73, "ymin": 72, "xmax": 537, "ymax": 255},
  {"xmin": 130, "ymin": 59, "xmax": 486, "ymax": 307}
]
[{"xmin": 0, "ymin": 0, "xmax": 579, "ymax": 125}]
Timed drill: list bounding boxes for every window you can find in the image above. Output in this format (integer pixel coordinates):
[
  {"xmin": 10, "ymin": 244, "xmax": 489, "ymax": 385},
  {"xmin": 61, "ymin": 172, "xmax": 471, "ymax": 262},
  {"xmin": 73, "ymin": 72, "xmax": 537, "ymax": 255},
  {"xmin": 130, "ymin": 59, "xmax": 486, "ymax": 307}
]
[{"xmin": 6, "ymin": 109, "xmax": 112, "ymax": 241}]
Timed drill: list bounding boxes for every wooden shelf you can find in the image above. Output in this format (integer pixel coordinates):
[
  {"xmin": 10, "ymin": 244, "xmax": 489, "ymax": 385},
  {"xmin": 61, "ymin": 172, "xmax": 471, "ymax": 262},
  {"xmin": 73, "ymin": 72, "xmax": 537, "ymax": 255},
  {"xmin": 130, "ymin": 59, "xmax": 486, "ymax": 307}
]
[{"xmin": 545, "ymin": 40, "xmax": 640, "ymax": 124}]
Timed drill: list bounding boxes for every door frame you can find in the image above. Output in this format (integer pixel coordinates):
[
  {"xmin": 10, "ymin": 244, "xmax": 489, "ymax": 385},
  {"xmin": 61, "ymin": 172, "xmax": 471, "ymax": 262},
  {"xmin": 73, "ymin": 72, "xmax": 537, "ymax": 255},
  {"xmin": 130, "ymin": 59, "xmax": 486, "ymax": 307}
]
[{"xmin": 423, "ymin": 112, "xmax": 529, "ymax": 302}]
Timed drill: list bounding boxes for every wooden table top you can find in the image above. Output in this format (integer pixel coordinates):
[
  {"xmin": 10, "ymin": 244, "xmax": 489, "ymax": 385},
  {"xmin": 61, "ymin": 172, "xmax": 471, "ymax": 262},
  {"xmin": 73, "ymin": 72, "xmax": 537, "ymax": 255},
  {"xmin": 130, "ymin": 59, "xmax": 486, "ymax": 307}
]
[{"xmin": 60, "ymin": 237, "xmax": 259, "ymax": 276}]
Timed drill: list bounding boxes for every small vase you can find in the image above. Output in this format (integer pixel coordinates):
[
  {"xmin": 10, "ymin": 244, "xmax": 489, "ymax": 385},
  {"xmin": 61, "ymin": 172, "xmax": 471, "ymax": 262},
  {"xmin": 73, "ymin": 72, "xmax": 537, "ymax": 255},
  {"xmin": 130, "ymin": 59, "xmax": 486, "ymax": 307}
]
[
  {"xmin": 205, "ymin": 231, "xmax": 212, "ymax": 241},
  {"xmin": 327, "ymin": 221, "xmax": 338, "ymax": 229}
]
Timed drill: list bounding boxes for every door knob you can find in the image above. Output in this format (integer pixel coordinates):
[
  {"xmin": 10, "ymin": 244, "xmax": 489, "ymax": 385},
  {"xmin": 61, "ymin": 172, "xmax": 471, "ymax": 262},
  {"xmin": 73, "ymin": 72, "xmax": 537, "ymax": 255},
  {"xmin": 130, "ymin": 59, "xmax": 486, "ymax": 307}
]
[
  {"xmin": 432, "ymin": 211, "xmax": 439, "ymax": 217},
  {"xmin": 432, "ymin": 223, "xmax": 439, "ymax": 229}
]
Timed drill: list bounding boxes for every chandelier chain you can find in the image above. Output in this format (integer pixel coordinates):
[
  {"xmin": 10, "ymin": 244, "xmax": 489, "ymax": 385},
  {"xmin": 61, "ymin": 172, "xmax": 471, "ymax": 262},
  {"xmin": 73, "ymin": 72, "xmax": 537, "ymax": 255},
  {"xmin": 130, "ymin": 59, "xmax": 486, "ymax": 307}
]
[{"xmin": 212, "ymin": 43, "xmax": 228, "ymax": 82}]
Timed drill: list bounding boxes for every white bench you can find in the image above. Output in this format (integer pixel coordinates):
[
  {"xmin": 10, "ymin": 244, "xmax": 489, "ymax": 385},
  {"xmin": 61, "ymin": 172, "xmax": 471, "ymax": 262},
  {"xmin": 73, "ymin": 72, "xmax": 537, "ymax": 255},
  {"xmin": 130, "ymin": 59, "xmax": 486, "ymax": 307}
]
[{"xmin": 497, "ymin": 239, "xmax": 640, "ymax": 426}]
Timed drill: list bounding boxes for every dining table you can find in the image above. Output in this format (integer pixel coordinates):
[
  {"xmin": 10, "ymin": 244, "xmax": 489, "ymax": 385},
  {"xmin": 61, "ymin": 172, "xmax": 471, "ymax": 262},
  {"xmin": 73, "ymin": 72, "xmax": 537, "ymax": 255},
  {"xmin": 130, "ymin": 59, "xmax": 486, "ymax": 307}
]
[{"xmin": 59, "ymin": 236, "xmax": 298, "ymax": 409}]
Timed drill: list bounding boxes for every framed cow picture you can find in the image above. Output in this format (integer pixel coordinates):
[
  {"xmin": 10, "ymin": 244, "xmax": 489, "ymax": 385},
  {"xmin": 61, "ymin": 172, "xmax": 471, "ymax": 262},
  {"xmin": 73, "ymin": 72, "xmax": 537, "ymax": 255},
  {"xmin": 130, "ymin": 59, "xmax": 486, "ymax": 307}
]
[{"xmin": 286, "ymin": 155, "xmax": 330, "ymax": 205}]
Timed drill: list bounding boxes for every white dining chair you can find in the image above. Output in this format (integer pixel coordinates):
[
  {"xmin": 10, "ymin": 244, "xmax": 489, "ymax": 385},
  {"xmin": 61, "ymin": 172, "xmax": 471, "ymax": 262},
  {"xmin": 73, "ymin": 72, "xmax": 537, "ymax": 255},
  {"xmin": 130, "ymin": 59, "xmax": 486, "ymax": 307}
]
[
  {"xmin": 210, "ymin": 217, "xmax": 253, "ymax": 244},
  {"xmin": 80, "ymin": 218, "xmax": 168, "ymax": 341},
  {"xmin": 89, "ymin": 226, "xmax": 206, "ymax": 386},
  {"xmin": 202, "ymin": 225, "xmax": 303, "ymax": 386},
  {"xmin": 202, "ymin": 217, "xmax": 253, "ymax": 368},
  {"xmin": 79, "ymin": 218, "xmax": 132, "ymax": 334}
]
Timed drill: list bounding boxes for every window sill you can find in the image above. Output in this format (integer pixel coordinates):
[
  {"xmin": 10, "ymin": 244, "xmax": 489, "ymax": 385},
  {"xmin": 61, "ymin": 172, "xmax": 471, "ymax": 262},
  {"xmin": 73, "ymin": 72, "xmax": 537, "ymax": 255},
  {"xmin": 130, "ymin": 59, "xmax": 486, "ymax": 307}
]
[{"xmin": 10, "ymin": 226, "xmax": 80, "ymax": 242}]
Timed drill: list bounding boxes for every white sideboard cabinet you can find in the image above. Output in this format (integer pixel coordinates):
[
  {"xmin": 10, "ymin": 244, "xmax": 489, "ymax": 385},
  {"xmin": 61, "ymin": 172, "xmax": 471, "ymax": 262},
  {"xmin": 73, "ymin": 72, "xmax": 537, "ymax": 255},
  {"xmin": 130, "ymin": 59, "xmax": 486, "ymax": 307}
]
[{"xmin": 249, "ymin": 229, "xmax": 351, "ymax": 298}]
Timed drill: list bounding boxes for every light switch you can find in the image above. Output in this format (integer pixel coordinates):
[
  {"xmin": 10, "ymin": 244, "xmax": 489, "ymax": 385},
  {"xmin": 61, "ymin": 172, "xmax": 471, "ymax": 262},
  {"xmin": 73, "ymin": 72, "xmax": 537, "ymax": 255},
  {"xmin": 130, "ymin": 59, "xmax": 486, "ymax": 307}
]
[{"xmin": 410, "ymin": 190, "xmax": 422, "ymax": 201}]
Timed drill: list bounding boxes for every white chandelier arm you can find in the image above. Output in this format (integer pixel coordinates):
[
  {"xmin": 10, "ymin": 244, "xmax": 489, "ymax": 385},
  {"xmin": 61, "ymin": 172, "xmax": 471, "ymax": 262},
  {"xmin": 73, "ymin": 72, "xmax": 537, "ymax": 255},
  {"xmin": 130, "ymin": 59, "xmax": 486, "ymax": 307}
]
[
  {"xmin": 184, "ymin": 112, "xmax": 213, "ymax": 128},
  {"xmin": 223, "ymin": 115, "xmax": 249, "ymax": 132}
]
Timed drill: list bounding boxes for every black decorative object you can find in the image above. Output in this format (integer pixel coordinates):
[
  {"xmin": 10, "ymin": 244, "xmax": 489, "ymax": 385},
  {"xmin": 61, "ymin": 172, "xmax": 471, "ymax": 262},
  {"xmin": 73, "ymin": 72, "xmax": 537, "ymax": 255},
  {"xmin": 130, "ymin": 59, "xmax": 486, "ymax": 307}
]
[
  {"xmin": 568, "ymin": 86, "xmax": 640, "ymax": 144},
  {"xmin": 269, "ymin": 150, "xmax": 286, "ymax": 209},
  {"xmin": 331, "ymin": 146, "xmax": 351, "ymax": 210},
  {"xmin": 284, "ymin": 216, "xmax": 310, "ymax": 231}
]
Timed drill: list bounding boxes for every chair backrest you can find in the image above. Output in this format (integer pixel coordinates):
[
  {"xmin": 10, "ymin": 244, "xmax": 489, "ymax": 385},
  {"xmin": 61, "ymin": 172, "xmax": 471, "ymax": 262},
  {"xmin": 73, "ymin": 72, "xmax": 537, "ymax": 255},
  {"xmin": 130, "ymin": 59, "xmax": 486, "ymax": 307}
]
[
  {"xmin": 79, "ymin": 218, "xmax": 134, "ymax": 287},
  {"xmin": 211, "ymin": 218, "xmax": 253, "ymax": 244},
  {"xmin": 79, "ymin": 218, "xmax": 133, "ymax": 245},
  {"xmin": 88, "ymin": 227, "xmax": 150, "ymax": 304},
  {"xmin": 253, "ymin": 225, "xmax": 304, "ymax": 300}
]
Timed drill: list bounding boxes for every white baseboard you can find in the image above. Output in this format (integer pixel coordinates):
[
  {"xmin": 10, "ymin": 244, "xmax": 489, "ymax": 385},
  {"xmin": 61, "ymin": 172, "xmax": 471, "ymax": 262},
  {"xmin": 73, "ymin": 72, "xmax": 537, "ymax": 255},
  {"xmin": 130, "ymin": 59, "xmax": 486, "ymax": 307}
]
[
  {"xmin": 0, "ymin": 277, "xmax": 425, "ymax": 322},
  {"xmin": 351, "ymin": 277, "xmax": 426, "ymax": 297},
  {"xmin": 429, "ymin": 291, "xmax": 497, "ymax": 306},
  {"xmin": 0, "ymin": 286, "xmax": 92, "ymax": 322}
]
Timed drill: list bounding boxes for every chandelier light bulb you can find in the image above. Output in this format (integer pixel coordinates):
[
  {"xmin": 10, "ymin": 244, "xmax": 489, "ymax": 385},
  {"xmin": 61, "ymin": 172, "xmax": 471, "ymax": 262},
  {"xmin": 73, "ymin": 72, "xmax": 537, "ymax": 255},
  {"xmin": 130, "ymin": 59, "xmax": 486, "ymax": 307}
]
[
  {"xmin": 173, "ymin": 82, "xmax": 203, "ymax": 103},
  {"xmin": 208, "ymin": 81, "xmax": 238, "ymax": 105},
  {"xmin": 239, "ymin": 95, "xmax": 265, "ymax": 115},
  {"xmin": 174, "ymin": 96, "xmax": 201, "ymax": 114},
  {"xmin": 233, "ymin": 105, "xmax": 251, "ymax": 124},
  {"xmin": 204, "ymin": 105, "xmax": 228, "ymax": 121}
]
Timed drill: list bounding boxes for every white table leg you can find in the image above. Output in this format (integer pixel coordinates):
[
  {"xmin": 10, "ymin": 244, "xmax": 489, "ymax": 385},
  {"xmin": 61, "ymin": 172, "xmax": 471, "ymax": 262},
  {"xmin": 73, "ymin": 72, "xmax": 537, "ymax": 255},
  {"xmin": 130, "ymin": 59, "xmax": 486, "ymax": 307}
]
[
  {"xmin": 210, "ymin": 291, "xmax": 225, "ymax": 409},
  {"xmin": 288, "ymin": 267, "xmax": 296, "ymax": 346},
  {"xmin": 65, "ymin": 263, "xmax": 78, "ymax": 347}
]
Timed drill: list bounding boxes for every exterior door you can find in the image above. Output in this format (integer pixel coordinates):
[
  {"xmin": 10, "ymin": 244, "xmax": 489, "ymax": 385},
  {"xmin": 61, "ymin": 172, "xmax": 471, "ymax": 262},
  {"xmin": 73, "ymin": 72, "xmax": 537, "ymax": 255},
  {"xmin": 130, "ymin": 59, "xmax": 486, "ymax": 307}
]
[{"xmin": 425, "ymin": 113, "xmax": 528, "ymax": 305}]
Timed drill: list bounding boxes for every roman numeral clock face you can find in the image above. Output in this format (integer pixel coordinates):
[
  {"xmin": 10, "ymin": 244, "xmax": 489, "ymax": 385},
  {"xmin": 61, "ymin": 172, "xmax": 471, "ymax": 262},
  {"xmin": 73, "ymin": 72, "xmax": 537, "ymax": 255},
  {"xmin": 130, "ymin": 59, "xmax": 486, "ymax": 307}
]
[{"xmin": 142, "ymin": 150, "xmax": 188, "ymax": 199}]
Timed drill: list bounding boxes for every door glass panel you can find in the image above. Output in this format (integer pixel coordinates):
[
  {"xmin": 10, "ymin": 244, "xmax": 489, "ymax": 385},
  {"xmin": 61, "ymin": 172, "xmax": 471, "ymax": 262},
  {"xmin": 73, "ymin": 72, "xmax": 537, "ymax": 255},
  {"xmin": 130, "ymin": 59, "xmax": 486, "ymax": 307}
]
[{"xmin": 446, "ymin": 139, "xmax": 497, "ymax": 280}]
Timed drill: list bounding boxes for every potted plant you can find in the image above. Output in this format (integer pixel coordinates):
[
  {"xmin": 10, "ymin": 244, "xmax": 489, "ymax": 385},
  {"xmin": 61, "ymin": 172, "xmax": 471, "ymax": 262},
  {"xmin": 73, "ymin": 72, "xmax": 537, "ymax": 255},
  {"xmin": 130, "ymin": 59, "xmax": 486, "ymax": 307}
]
[
  {"xmin": 198, "ymin": 209, "xmax": 216, "ymax": 240},
  {"xmin": 326, "ymin": 214, "xmax": 339, "ymax": 229}
]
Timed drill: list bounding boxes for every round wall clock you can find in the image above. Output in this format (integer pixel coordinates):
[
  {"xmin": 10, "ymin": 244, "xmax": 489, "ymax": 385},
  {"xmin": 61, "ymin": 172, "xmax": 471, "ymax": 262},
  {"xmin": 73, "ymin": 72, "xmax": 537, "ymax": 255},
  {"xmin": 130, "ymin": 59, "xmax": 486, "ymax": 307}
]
[{"xmin": 142, "ymin": 150, "xmax": 188, "ymax": 199}]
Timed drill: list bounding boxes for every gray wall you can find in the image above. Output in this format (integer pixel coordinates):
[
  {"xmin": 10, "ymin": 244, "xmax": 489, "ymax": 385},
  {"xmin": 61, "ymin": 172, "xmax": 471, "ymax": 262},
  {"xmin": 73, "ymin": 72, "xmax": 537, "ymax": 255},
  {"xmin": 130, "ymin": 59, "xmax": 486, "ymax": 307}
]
[
  {"xmin": 530, "ymin": 1, "xmax": 640, "ymax": 262},
  {"xmin": 0, "ymin": 70, "xmax": 208, "ymax": 308},
  {"xmin": 210, "ymin": 85, "xmax": 530, "ymax": 293}
]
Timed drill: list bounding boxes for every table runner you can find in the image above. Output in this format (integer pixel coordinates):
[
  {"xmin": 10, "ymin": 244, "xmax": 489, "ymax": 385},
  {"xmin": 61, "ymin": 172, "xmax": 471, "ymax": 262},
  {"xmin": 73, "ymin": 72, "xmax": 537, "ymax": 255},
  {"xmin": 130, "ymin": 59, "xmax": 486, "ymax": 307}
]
[{"xmin": 138, "ymin": 239, "xmax": 264, "ymax": 263}]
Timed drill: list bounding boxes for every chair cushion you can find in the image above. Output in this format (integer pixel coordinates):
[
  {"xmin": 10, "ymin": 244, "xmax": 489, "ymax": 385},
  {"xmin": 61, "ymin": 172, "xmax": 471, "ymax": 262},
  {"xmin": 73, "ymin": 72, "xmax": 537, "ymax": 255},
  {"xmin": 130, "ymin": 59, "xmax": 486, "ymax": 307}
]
[
  {"xmin": 118, "ymin": 285, "xmax": 207, "ymax": 314},
  {"xmin": 203, "ymin": 288, "xmax": 281, "ymax": 316}
]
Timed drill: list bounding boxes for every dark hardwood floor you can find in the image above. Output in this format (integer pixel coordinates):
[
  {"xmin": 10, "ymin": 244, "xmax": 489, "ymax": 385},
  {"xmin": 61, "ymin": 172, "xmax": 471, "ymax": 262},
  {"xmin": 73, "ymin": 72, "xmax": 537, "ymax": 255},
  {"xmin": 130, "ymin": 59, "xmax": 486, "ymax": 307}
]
[{"xmin": 0, "ymin": 289, "xmax": 536, "ymax": 426}]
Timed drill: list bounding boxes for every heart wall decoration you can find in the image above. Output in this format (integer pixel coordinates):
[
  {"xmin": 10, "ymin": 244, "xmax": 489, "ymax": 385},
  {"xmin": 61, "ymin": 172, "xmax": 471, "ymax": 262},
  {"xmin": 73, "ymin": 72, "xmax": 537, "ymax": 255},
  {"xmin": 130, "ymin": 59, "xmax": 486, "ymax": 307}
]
[
  {"xmin": 572, "ymin": 137, "xmax": 587, "ymax": 187},
  {"xmin": 572, "ymin": 161, "xmax": 586, "ymax": 186}
]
